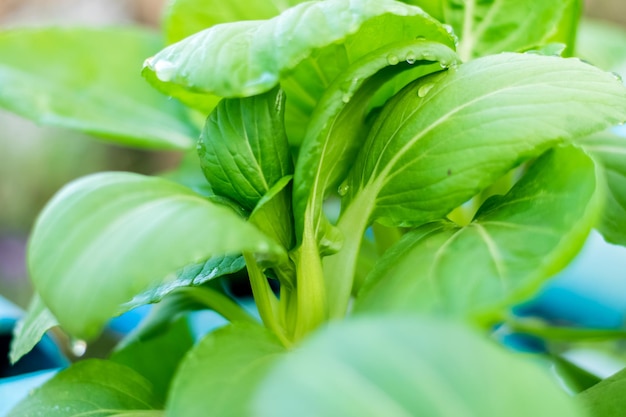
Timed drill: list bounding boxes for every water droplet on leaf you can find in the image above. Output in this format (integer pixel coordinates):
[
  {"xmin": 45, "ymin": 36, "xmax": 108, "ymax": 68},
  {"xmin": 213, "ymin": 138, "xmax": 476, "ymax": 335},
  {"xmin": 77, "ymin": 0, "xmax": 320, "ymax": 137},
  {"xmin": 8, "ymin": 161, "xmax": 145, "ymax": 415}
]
[
  {"xmin": 611, "ymin": 72, "xmax": 623, "ymax": 83},
  {"xmin": 341, "ymin": 93, "xmax": 352, "ymax": 103},
  {"xmin": 387, "ymin": 54, "xmax": 399, "ymax": 65},
  {"xmin": 70, "ymin": 339, "xmax": 87, "ymax": 357},
  {"xmin": 417, "ymin": 83, "xmax": 434, "ymax": 98},
  {"xmin": 406, "ymin": 51, "xmax": 416, "ymax": 65},
  {"xmin": 337, "ymin": 183, "xmax": 350, "ymax": 197}
]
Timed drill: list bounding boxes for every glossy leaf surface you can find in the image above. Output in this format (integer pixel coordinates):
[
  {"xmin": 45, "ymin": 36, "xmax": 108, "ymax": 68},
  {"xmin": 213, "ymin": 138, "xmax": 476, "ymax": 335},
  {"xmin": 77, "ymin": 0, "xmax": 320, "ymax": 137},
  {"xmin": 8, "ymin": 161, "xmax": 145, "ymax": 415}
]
[
  {"xmin": 166, "ymin": 323, "xmax": 284, "ymax": 417},
  {"xmin": 8, "ymin": 360, "xmax": 162, "ymax": 416},
  {"xmin": 0, "ymin": 28, "xmax": 197, "ymax": 149},
  {"xmin": 355, "ymin": 147, "xmax": 601, "ymax": 320},
  {"xmin": 578, "ymin": 367, "xmax": 626, "ymax": 417},
  {"xmin": 28, "ymin": 173, "xmax": 284, "ymax": 339},
  {"xmin": 344, "ymin": 53, "xmax": 626, "ymax": 228},
  {"xmin": 254, "ymin": 316, "xmax": 584, "ymax": 417}
]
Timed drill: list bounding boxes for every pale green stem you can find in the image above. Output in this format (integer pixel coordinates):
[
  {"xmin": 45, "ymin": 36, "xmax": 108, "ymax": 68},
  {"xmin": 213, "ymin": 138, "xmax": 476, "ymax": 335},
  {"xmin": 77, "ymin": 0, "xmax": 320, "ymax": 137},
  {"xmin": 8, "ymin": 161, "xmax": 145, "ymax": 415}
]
[
  {"xmin": 243, "ymin": 252, "xmax": 291, "ymax": 347},
  {"xmin": 459, "ymin": 0, "xmax": 476, "ymax": 62},
  {"xmin": 176, "ymin": 286, "xmax": 258, "ymax": 325}
]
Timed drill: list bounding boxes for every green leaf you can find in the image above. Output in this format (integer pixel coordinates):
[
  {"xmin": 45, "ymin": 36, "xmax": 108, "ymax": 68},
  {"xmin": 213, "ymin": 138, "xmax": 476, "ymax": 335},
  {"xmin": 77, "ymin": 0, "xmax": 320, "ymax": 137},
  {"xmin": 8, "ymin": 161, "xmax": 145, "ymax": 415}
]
[
  {"xmin": 448, "ymin": 0, "xmax": 573, "ymax": 60},
  {"xmin": 355, "ymin": 146, "xmax": 601, "ymax": 321},
  {"xmin": 0, "ymin": 28, "xmax": 198, "ymax": 150},
  {"xmin": 254, "ymin": 316, "xmax": 584, "ymax": 417},
  {"xmin": 198, "ymin": 87, "xmax": 293, "ymax": 211},
  {"xmin": 164, "ymin": 0, "xmax": 305, "ymax": 44},
  {"xmin": 577, "ymin": 19, "xmax": 626, "ymax": 72},
  {"xmin": 9, "ymin": 295, "xmax": 59, "ymax": 365},
  {"xmin": 7, "ymin": 360, "xmax": 162, "ymax": 416},
  {"xmin": 28, "ymin": 172, "xmax": 284, "ymax": 340},
  {"xmin": 166, "ymin": 322, "xmax": 285, "ymax": 417},
  {"xmin": 578, "ymin": 367, "xmax": 626, "ymax": 416},
  {"xmin": 343, "ymin": 53, "xmax": 626, "ymax": 229},
  {"xmin": 577, "ymin": 132, "xmax": 626, "ymax": 246},
  {"xmin": 111, "ymin": 317, "xmax": 194, "ymax": 400},
  {"xmin": 143, "ymin": 0, "xmax": 453, "ymax": 99}
]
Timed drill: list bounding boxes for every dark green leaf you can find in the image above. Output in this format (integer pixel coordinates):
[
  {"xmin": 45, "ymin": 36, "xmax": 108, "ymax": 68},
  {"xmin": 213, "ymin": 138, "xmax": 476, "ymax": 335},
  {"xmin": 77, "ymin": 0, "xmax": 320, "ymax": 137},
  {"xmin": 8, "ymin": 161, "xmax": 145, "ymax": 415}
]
[
  {"xmin": 28, "ymin": 172, "xmax": 284, "ymax": 340},
  {"xmin": 254, "ymin": 316, "xmax": 584, "ymax": 417},
  {"xmin": 343, "ymin": 53, "xmax": 626, "ymax": 229},
  {"xmin": 198, "ymin": 87, "xmax": 293, "ymax": 211},
  {"xmin": 578, "ymin": 367, "xmax": 626, "ymax": 416},
  {"xmin": 111, "ymin": 317, "xmax": 194, "ymax": 400},
  {"xmin": 166, "ymin": 322, "xmax": 285, "ymax": 417},
  {"xmin": 355, "ymin": 146, "xmax": 601, "ymax": 321},
  {"xmin": 7, "ymin": 360, "xmax": 162, "ymax": 416},
  {"xmin": 0, "ymin": 28, "xmax": 198, "ymax": 150},
  {"xmin": 577, "ymin": 132, "xmax": 626, "ymax": 246}
]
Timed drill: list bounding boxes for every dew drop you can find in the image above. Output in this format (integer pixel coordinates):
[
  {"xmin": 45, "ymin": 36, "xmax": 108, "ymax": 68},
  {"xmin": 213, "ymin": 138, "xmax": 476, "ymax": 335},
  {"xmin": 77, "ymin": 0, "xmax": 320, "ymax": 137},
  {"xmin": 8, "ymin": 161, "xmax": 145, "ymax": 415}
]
[
  {"xmin": 341, "ymin": 93, "xmax": 352, "ymax": 103},
  {"xmin": 417, "ymin": 83, "xmax": 434, "ymax": 98},
  {"xmin": 611, "ymin": 72, "xmax": 624, "ymax": 83},
  {"xmin": 387, "ymin": 54, "xmax": 399, "ymax": 65},
  {"xmin": 70, "ymin": 339, "xmax": 87, "ymax": 357},
  {"xmin": 337, "ymin": 183, "xmax": 350, "ymax": 197},
  {"xmin": 154, "ymin": 60, "xmax": 177, "ymax": 82},
  {"xmin": 423, "ymin": 51, "xmax": 436, "ymax": 61},
  {"xmin": 406, "ymin": 51, "xmax": 416, "ymax": 65}
]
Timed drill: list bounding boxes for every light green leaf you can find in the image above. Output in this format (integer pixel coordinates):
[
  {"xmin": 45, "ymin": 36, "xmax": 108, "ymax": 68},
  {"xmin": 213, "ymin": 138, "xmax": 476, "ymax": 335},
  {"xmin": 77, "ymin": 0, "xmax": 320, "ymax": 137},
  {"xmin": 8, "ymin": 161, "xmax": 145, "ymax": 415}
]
[
  {"xmin": 7, "ymin": 360, "xmax": 162, "ymax": 417},
  {"xmin": 578, "ymin": 367, "xmax": 626, "ymax": 416},
  {"xmin": 9, "ymin": 295, "xmax": 59, "ymax": 365},
  {"xmin": 28, "ymin": 172, "xmax": 284, "ymax": 340},
  {"xmin": 343, "ymin": 53, "xmax": 626, "ymax": 229},
  {"xmin": 292, "ymin": 40, "xmax": 457, "ymax": 247},
  {"xmin": 577, "ymin": 132, "xmax": 626, "ymax": 246},
  {"xmin": 111, "ymin": 317, "xmax": 194, "ymax": 400},
  {"xmin": 577, "ymin": 19, "xmax": 626, "ymax": 73},
  {"xmin": 0, "ymin": 28, "xmax": 198, "ymax": 150},
  {"xmin": 164, "ymin": 0, "xmax": 305, "ymax": 44},
  {"xmin": 166, "ymin": 322, "xmax": 285, "ymax": 417},
  {"xmin": 448, "ymin": 0, "xmax": 572, "ymax": 60},
  {"xmin": 254, "ymin": 316, "xmax": 584, "ymax": 417},
  {"xmin": 198, "ymin": 87, "xmax": 293, "ymax": 211},
  {"xmin": 355, "ymin": 146, "xmax": 601, "ymax": 321},
  {"xmin": 143, "ymin": 0, "xmax": 453, "ymax": 99}
]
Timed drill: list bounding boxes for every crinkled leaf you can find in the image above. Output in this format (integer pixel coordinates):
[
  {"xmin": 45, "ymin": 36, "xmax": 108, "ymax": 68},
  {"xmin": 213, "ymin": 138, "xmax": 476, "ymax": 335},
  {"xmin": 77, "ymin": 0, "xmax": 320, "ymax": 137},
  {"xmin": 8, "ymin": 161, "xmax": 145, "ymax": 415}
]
[
  {"xmin": 143, "ymin": 0, "xmax": 453, "ymax": 99},
  {"xmin": 355, "ymin": 146, "xmax": 601, "ymax": 321},
  {"xmin": 7, "ymin": 360, "xmax": 162, "ymax": 417},
  {"xmin": 578, "ymin": 366, "xmax": 626, "ymax": 417},
  {"xmin": 111, "ymin": 317, "xmax": 194, "ymax": 400},
  {"xmin": 445, "ymin": 0, "xmax": 573, "ymax": 60},
  {"xmin": 577, "ymin": 132, "xmax": 626, "ymax": 246},
  {"xmin": 28, "ymin": 172, "xmax": 284, "ymax": 340},
  {"xmin": 166, "ymin": 322, "xmax": 285, "ymax": 417},
  {"xmin": 164, "ymin": 0, "xmax": 306, "ymax": 44},
  {"xmin": 0, "ymin": 28, "xmax": 198, "ymax": 150},
  {"xmin": 254, "ymin": 316, "xmax": 584, "ymax": 417},
  {"xmin": 9, "ymin": 295, "xmax": 59, "ymax": 365},
  {"xmin": 343, "ymin": 53, "xmax": 626, "ymax": 228},
  {"xmin": 198, "ymin": 87, "xmax": 293, "ymax": 211}
]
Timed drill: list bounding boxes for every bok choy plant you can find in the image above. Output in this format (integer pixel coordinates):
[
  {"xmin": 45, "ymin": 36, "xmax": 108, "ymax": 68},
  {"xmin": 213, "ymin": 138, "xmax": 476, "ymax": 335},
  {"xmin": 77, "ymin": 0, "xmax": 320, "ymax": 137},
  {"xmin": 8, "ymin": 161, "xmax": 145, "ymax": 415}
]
[{"xmin": 2, "ymin": 0, "xmax": 626, "ymax": 415}]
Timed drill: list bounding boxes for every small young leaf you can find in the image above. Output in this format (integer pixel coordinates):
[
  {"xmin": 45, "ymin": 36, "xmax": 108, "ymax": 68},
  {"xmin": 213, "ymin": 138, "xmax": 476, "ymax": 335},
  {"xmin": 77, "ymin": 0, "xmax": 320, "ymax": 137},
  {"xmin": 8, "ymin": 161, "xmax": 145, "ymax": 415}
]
[
  {"xmin": 576, "ymin": 132, "xmax": 626, "ymax": 246},
  {"xmin": 166, "ymin": 322, "xmax": 285, "ymax": 417},
  {"xmin": 164, "ymin": 0, "xmax": 305, "ymax": 44},
  {"xmin": 198, "ymin": 87, "xmax": 293, "ymax": 211},
  {"xmin": 28, "ymin": 173, "xmax": 284, "ymax": 340},
  {"xmin": 343, "ymin": 53, "xmax": 626, "ymax": 229},
  {"xmin": 7, "ymin": 360, "xmax": 162, "ymax": 416},
  {"xmin": 0, "ymin": 28, "xmax": 198, "ymax": 150},
  {"xmin": 355, "ymin": 146, "xmax": 601, "ymax": 321},
  {"xmin": 254, "ymin": 316, "xmax": 584, "ymax": 417},
  {"xmin": 9, "ymin": 295, "xmax": 59, "ymax": 365},
  {"xmin": 578, "ymin": 367, "xmax": 626, "ymax": 417},
  {"xmin": 445, "ymin": 0, "xmax": 573, "ymax": 60}
]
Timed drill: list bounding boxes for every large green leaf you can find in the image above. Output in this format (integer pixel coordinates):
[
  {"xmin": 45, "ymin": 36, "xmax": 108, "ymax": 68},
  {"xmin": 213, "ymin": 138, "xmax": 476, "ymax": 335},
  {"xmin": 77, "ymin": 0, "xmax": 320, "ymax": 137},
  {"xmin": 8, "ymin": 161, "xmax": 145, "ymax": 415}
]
[
  {"xmin": 342, "ymin": 53, "xmax": 626, "ymax": 229},
  {"xmin": 164, "ymin": 0, "xmax": 305, "ymax": 44},
  {"xmin": 7, "ymin": 360, "xmax": 162, "ymax": 416},
  {"xmin": 355, "ymin": 146, "xmax": 601, "ymax": 320},
  {"xmin": 9, "ymin": 295, "xmax": 58, "ymax": 365},
  {"xmin": 198, "ymin": 87, "xmax": 293, "ymax": 211},
  {"xmin": 166, "ymin": 322, "xmax": 285, "ymax": 417},
  {"xmin": 577, "ymin": 132, "xmax": 626, "ymax": 246},
  {"xmin": 578, "ymin": 366, "xmax": 626, "ymax": 416},
  {"xmin": 143, "ymin": 0, "xmax": 452, "ymax": 99},
  {"xmin": 254, "ymin": 316, "xmax": 584, "ymax": 417},
  {"xmin": 0, "ymin": 28, "xmax": 197, "ymax": 150},
  {"xmin": 442, "ymin": 0, "xmax": 572, "ymax": 60},
  {"xmin": 28, "ymin": 172, "xmax": 284, "ymax": 339}
]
